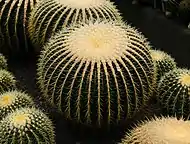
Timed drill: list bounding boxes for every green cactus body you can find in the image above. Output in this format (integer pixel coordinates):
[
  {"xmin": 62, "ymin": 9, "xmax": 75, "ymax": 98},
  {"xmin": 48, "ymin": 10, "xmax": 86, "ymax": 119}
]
[
  {"xmin": 121, "ymin": 116, "xmax": 190, "ymax": 144},
  {"xmin": 0, "ymin": 107, "xmax": 55, "ymax": 144},
  {"xmin": 0, "ymin": 53, "xmax": 7, "ymax": 69},
  {"xmin": 150, "ymin": 50, "xmax": 176, "ymax": 82},
  {"xmin": 158, "ymin": 68, "xmax": 190, "ymax": 118},
  {"xmin": 28, "ymin": 0, "xmax": 122, "ymax": 50},
  {"xmin": 0, "ymin": 0, "xmax": 39, "ymax": 54},
  {"xmin": 0, "ymin": 69, "xmax": 16, "ymax": 92},
  {"xmin": 0, "ymin": 90, "xmax": 34, "ymax": 120},
  {"xmin": 37, "ymin": 20, "xmax": 155, "ymax": 127}
]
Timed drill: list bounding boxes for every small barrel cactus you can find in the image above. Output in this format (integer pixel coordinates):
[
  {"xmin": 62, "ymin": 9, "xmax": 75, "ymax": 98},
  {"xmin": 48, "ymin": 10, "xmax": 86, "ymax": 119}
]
[
  {"xmin": 0, "ymin": 69, "xmax": 16, "ymax": 92},
  {"xmin": 0, "ymin": 107, "xmax": 55, "ymax": 144},
  {"xmin": 37, "ymin": 20, "xmax": 155, "ymax": 127},
  {"xmin": 120, "ymin": 116, "xmax": 190, "ymax": 143},
  {"xmin": 28, "ymin": 0, "xmax": 122, "ymax": 50},
  {"xmin": 150, "ymin": 49, "xmax": 176, "ymax": 82},
  {"xmin": 0, "ymin": 0, "xmax": 39, "ymax": 54},
  {"xmin": 0, "ymin": 90, "xmax": 34, "ymax": 120},
  {"xmin": 0, "ymin": 53, "xmax": 7, "ymax": 69},
  {"xmin": 158, "ymin": 68, "xmax": 190, "ymax": 119}
]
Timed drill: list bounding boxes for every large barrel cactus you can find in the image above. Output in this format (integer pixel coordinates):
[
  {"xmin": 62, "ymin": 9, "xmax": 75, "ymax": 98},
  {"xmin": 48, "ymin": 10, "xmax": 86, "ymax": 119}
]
[
  {"xmin": 37, "ymin": 20, "xmax": 155, "ymax": 127},
  {"xmin": 150, "ymin": 49, "xmax": 176, "ymax": 82},
  {"xmin": 0, "ymin": 107, "xmax": 55, "ymax": 144},
  {"xmin": 158, "ymin": 68, "xmax": 190, "ymax": 119},
  {"xmin": 121, "ymin": 116, "xmax": 190, "ymax": 143},
  {"xmin": 28, "ymin": 0, "xmax": 122, "ymax": 50},
  {"xmin": 0, "ymin": 90, "xmax": 34, "ymax": 120},
  {"xmin": 0, "ymin": 0, "xmax": 39, "ymax": 55}
]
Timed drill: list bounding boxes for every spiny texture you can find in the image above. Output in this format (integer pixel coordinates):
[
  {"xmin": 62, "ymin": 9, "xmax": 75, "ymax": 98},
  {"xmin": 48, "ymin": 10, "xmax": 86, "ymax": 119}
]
[
  {"xmin": 37, "ymin": 20, "xmax": 155, "ymax": 127},
  {"xmin": 0, "ymin": 90, "xmax": 34, "ymax": 120},
  {"xmin": 0, "ymin": 53, "xmax": 7, "ymax": 69},
  {"xmin": 158, "ymin": 68, "xmax": 190, "ymax": 119},
  {"xmin": 0, "ymin": 107, "xmax": 55, "ymax": 144},
  {"xmin": 150, "ymin": 49, "xmax": 176, "ymax": 82},
  {"xmin": 28, "ymin": 0, "xmax": 122, "ymax": 50},
  {"xmin": 0, "ymin": 69, "xmax": 16, "ymax": 92},
  {"xmin": 0, "ymin": 0, "xmax": 39, "ymax": 55},
  {"xmin": 121, "ymin": 116, "xmax": 190, "ymax": 144}
]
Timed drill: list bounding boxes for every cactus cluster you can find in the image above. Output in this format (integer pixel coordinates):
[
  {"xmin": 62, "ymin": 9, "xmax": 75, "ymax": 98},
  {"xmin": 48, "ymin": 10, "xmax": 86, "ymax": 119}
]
[
  {"xmin": 0, "ymin": 90, "xmax": 34, "ymax": 120},
  {"xmin": 158, "ymin": 68, "xmax": 190, "ymax": 119},
  {"xmin": 28, "ymin": 0, "xmax": 122, "ymax": 50},
  {"xmin": 37, "ymin": 20, "xmax": 155, "ymax": 126},
  {"xmin": 121, "ymin": 116, "xmax": 190, "ymax": 144},
  {"xmin": 150, "ymin": 49, "xmax": 176, "ymax": 82},
  {"xmin": 0, "ymin": 0, "xmax": 39, "ymax": 54},
  {"xmin": 0, "ymin": 107, "xmax": 55, "ymax": 144}
]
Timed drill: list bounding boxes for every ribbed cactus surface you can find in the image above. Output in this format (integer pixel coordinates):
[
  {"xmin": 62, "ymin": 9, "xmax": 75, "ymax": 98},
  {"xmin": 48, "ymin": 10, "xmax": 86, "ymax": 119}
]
[
  {"xmin": 150, "ymin": 49, "xmax": 176, "ymax": 82},
  {"xmin": 0, "ymin": 0, "xmax": 39, "ymax": 55},
  {"xmin": 0, "ymin": 69, "xmax": 16, "ymax": 92},
  {"xmin": 121, "ymin": 116, "xmax": 190, "ymax": 144},
  {"xmin": 0, "ymin": 90, "xmax": 34, "ymax": 120},
  {"xmin": 28, "ymin": 0, "xmax": 122, "ymax": 50},
  {"xmin": 37, "ymin": 20, "xmax": 155, "ymax": 126},
  {"xmin": 158, "ymin": 68, "xmax": 190, "ymax": 119},
  {"xmin": 0, "ymin": 107, "xmax": 55, "ymax": 144}
]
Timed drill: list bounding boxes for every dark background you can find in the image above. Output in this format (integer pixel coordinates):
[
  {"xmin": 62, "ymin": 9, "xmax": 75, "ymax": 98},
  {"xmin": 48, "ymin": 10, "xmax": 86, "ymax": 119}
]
[{"xmin": 6, "ymin": 0, "xmax": 190, "ymax": 143}]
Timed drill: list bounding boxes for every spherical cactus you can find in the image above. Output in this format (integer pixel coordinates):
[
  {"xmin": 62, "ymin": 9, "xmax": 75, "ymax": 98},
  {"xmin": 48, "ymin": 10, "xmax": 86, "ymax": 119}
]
[
  {"xmin": 0, "ymin": 0, "xmax": 39, "ymax": 54},
  {"xmin": 120, "ymin": 116, "xmax": 190, "ymax": 144},
  {"xmin": 150, "ymin": 49, "xmax": 176, "ymax": 82},
  {"xmin": 0, "ymin": 53, "xmax": 7, "ymax": 69},
  {"xmin": 0, "ymin": 107, "xmax": 55, "ymax": 144},
  {"xmin": 0, "ymin": 69, "xmax": 16, "ymax": 92},
  {"xmin": 37, "ymin": 20, "xmax": 155, "ymax": 127},
  {"xmin": 28, "ymin": 0, "xmax": 122, "ymax": 50},
  {"xmin": 158, "ymin": 68, "xmax": 190, "ymax": 119},
  {"xmin": 0, "ymin": 90, "xmax": 35, "ymax": 120}
]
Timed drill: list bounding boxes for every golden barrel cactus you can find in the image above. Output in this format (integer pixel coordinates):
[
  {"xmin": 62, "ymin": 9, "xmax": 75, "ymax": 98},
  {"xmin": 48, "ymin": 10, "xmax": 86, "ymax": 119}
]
[
  {"xmin": 28, "ymin": 0, "xmax": 122, "ymax": 50},
  {"xmin": 121, "ymin": 116, "xmax": 190, "ymax": 144},
  {"xmin": 158, "ymin": 68, "xmax": 190, "ymax": 119},
  {"xmin": 0, "ymin": 90, "xmax": 34, "ymax": 120},
  {"xmin": 0, "ymin": 107, "xmax": 55, "ymax": 144},
  {"xmin": 150, "ymin": 49, "xmax": 176, "ymax": 82},
  {"xmin": 37, "ymin": 20, "xmax": 155, "ymax": 127}
]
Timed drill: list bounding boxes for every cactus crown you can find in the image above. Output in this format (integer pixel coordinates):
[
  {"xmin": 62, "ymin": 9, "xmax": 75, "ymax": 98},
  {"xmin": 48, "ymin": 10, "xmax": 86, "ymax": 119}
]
[
  {"xmin": 151, "ymin": 50, "xmax": 170, "ymax": 61},
  {"xmin": 121, "ymin": 117, "xmax": 190, "ymax": 144},
  {"xmin": 178, "ymin": 70, "xmax": 190, "ymax": 86},
  {"xmin": 57, "ymin": 0, "xmax": 105, "ymax": 8},
  {"xmin": 62, "ymin": 21, "xmax": 129, "ymax": 61}
]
